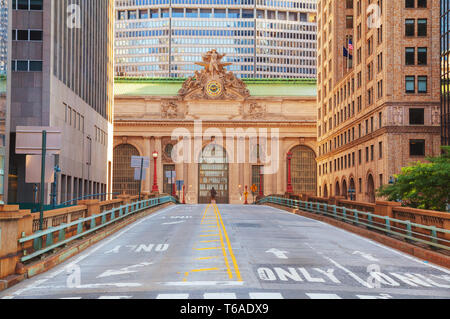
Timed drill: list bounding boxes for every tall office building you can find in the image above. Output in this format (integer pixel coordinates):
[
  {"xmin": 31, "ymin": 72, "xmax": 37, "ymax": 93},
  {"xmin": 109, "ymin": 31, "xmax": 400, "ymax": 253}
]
[
  {"xmin": 316, "ymin": 0, "xmax": 441, "ymax": 203},
  {"xmin": 8, "ymin": 0, "xmax": 115, "ymax": 205},
  {"xmin": 442, "ymin": 0, "xmax": 449, "ymax": 146},
  {"xmin": 114, "ymin": 0, "xmax": 318, "ymax": 79},
  {"xmin": 0, "ymin": 0, "xmax": 9, "ymax": 204}
]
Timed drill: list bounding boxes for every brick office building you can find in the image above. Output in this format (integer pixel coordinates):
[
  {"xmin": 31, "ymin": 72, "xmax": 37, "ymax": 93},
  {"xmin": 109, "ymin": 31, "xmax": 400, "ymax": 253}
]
[{"xmin": 316, "ymin": 0, "xmax": 441, "ymax": 203}]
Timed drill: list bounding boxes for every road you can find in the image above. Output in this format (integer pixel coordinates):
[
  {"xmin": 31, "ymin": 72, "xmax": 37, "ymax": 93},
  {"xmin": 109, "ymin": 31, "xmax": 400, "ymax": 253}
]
[{"xmin": 1, "ymin": 204, "xmax": 449, "ymax": 299}]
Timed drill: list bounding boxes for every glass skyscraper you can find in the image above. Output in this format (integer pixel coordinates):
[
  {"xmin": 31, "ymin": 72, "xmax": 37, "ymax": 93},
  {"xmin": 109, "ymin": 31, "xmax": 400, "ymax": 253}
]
[{"xmin": 115, "ymin": 0, "xmax": 317, "ymax": 79}]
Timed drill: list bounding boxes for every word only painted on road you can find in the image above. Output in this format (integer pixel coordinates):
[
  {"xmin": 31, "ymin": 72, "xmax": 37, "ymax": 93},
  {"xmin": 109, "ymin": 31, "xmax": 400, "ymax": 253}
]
[
  {"xmin": 256, "ymin": 266, "xmax": 450, "ymax": 289},
  {"xmin": 105, "ymin": 244, "xmax": 170, "ymax": 254}
]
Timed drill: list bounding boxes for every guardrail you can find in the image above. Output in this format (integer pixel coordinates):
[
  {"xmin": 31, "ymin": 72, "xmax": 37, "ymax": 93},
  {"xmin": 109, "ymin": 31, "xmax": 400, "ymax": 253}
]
[
  {"xmin": 19, "ymin": 196, "xmax": 177, "ymax": 263},
  {"xmin": 258, "ymin": 196, "xmax": 450, "ymax": 251}
]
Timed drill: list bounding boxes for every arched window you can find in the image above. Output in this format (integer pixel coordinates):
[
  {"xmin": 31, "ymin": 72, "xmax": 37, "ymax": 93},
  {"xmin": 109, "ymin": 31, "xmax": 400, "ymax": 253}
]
[
  {"xmin": 289, "ymin": 146, "xmax": 317, "ymax": 195},
  {"xmin": 113, "ymin": 144, "xmax": 140, "ymax": 195}
]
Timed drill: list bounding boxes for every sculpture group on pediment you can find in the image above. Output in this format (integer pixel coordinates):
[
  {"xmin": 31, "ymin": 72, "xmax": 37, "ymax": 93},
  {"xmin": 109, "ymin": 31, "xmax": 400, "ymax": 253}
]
[{"xmin": 178, "ymin": 50, "xmax": 250, "ymax": 100}]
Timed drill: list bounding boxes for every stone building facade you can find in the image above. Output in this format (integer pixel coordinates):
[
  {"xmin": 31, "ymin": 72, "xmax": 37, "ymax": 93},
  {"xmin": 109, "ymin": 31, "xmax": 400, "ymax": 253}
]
[
  {"xmin": 7, "ymin": 0, "xmax": 115, "ymax": 205},
  {"xmin": 114, "ymin": 51, "xmax": 318, "ymax": 204},
  {"xmin": 316, "ymin": 0, "xmax": 441, "ymax": 203}
]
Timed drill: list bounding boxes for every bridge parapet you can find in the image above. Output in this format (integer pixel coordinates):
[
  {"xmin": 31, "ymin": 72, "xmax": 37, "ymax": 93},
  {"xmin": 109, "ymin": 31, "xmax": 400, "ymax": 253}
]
[
  {"xmin": 0, "ymin": 195, "xmax": 176, "ymax": 286},
  {"xmin": 258, "ymin": 195, "xmax": 450, "ymax": 252}
]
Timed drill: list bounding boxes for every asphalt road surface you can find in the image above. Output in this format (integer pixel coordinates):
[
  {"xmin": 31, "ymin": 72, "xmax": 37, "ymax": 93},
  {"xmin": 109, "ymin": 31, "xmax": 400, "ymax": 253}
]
[{"xmin": 1, "ymin": 204, "xmax": 449, "ymax": 299}]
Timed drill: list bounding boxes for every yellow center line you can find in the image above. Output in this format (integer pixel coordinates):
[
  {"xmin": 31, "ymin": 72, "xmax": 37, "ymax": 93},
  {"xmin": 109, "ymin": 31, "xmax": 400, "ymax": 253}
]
[
  {"xmin": 214, "ymin": 204, "xmax": 242, "ymax": 282},
  {"xmin": 200, "ymin": 240, "xmax": 220, "ymax": 243},
  {"xmin": 200, "ymin": 229, "xmax": 219, "ymax": 233},
  {"xmin": 199, "ymin": 234, "xmax": 220, "ymax": 237},
  {"xmin": 212, "ymin": 205, "xmax": 233, "ymax": 280}
]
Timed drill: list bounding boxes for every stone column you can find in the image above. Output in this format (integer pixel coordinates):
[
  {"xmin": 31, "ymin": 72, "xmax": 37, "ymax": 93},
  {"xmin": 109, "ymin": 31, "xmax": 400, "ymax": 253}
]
[
  {"xmin": 143, "ymin": 137, "xmax": 151, "ymax": 193},
  {"xmin": 156, "ymin": 137, "xmax": 163, "ymax": 194},
  {"xmin": 375, "ymin": 201, "xmax": 401, "ymax": 218}
]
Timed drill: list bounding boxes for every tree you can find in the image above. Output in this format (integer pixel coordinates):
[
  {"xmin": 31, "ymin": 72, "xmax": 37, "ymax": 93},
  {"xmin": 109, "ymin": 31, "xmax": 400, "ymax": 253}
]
[{"xmin": 377, "ymin": 146, "xmax": 450, "ymax": 212}]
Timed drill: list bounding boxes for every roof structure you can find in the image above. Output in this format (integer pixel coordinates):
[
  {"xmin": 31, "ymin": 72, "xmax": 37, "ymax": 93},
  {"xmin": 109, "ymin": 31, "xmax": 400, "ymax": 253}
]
[{"xmin": 114, "ymin": 77, "xmax": 317, "ymax": 98}]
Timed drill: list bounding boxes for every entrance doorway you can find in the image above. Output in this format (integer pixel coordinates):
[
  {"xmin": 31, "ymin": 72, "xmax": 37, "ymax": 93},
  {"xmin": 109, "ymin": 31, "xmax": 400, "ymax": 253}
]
[{"xmin": 198, "ymin": 144, "xmax": 229, "ymax": 204}]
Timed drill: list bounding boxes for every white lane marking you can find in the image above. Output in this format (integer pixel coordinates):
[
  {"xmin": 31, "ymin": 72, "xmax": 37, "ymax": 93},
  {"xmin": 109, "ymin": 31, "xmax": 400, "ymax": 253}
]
[
  {"xmin": 1, "ymin": 296, "xmax": 14, "ymax": 299},
  {"xmin": 249, "ymin": 293, "xmax": 284, "ymax": 299},
  {"xmin": 9, "ymin": 205, "xmax": 176, "ymax": 296},
  {"xmin": 356, "ymin": 294, "xmax": 393, "ymax": 299},
  {"xmin": 322, "ymin": 256, "xmax": 374, "ymax": 289},
  {"xmin": 157, "ymin": 294, "xmax": 189, "ymax": 299},
  {"xmin": 204, "ymin": 293, "xmax": 237, "ymax": 299},
  {"xmin": 160, "ymin": 281, "xmax": 245, "ymax": 287},
  {"xmin": 267, "ymin": 205, "xmax": 450, "ymax": 274},
  {"xmin": 162, "ymin": 221, "xmax": 186, "ymax": 225},
  {"xmin": 306, "ymin": 293, "xmax": 342, "ymax": 299},
  {"xmin": 266, "ymin": 248, "xmax": 289, "ymax": 259},
  {"xmin": 98, "ymin": 296, "xmax": 132, "ymax": 299},
  {"xmin": 97, "ymin": 262, "xmax": 153, "ymax": 278},
  {"xmin": 60, "ymin": 297, "xmax": 82, "ymax": 299},
  {"xmin": 352, "ymin": 251, "xmax": 379, "ymax": 262},
  {"xmin": 25, "ymin": 283, "xmax": 142, "ymax": 290}
]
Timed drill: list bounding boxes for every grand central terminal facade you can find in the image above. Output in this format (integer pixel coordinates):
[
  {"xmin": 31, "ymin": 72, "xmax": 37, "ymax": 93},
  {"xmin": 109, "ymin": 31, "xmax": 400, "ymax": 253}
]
[{"xmin": 113, "ymin": 51, "xmax": 318, "ymax": 204}]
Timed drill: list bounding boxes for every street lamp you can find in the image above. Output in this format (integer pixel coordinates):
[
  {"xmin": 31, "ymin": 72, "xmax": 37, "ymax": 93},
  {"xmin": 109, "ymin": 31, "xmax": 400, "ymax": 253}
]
[
  {"xmin": 152, "ymin": 151, "xmax": 159, "ymax": 193},
  {"xmin": 348, "ymin": 188, "xmax": 356, "ymax": 201},
  {"xmin": 286, "ymin": 152, "xmax": 293, "ymax": 194}
]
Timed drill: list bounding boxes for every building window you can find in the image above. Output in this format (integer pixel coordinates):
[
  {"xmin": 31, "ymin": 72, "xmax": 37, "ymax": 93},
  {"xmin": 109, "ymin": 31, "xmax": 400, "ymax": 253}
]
[
  {"xmin": 417, "ymin": 19, "xmax": 427, "ymax": 36},
  {"xmin": 405, "ymin": 47, "xmax": 415, "ymax": 65},
  {"xmin": 410, "ymin": 140, "xmax": 425, "ymax": 156},
  {"xmin": 417, "ymin": 0, "xmax": 427, "ymax": 8},
  {"xmin": 379, "ymin": 142, "xmax": 383, "ymax": 159},
  {"xmin": 417, "ymin": 47, "xmax": 427, "ymax": 65},
  {"xmin": 409, "ymin": 108, "xmax": 425, "ymax": 125},
  {"xmin": 405, "ymin": 76, "xmax": 415, "ymax": 93},
  {"xmin": 405, "ymin": 19, "xmax": 415, "ymax": 36},
  {"xmin": 405, "ymin": 0, "xmax": 415, "ymax": 8},
  {"xmin": 418, "ymin": 76, "xmax": 427, "ymax": 93}
]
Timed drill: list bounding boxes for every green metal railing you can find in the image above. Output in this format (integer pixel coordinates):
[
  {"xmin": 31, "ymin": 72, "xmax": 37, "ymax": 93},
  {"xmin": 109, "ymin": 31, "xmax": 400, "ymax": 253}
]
[
  {"xmin": 19, "ymin": 196, "xmax": 177, "ymax": 263},
  {"xmin": 257, "ymin": 196, "xmax": 450, "ymax": 251}
]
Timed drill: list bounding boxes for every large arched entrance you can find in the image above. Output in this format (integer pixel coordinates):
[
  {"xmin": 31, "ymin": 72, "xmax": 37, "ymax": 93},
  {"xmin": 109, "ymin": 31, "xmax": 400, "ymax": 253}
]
[
  {"xmin": 113, "ymin": 144, "xmax": 140, "ymax": 195},
  {"xmin": 289, "ymin": 146, "xmax": 317, "ymax": 195},
  {"xmin": 198, "ymin": 144, "xmax": 229, "ymax": 204},
  {"xmin": 367, "ymin": 174, "xmax": 376, "ymax": 203}
]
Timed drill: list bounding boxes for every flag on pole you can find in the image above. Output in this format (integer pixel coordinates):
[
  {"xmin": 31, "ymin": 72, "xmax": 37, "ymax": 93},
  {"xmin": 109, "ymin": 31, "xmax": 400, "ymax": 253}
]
[
  {"xmin": 348, "ymin": 39, "xmax": 354, "ymax": 51},
  {"xmin": 343, "ymin": 47, "xmax": 349, "ymax": 57}
]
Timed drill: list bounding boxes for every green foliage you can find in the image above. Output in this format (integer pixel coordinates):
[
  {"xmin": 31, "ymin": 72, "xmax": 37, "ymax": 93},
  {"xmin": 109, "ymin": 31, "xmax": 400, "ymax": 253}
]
[{"xmin": 377, "ymin": 146, "xmax": 450, "ymax": 212}]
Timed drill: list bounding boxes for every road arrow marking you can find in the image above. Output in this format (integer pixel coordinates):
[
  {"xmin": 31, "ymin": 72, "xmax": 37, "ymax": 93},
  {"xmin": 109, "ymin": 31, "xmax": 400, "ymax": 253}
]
[
  {"xmin": 97, "ymin": 262, "xmax": 153, "ymax": 279},
  {"xmin": 266, "ymin": 248, "xmax": 289, "ymax": 259},
  {"xmin": 352, "ymin": 251, "xmax": 379, "ymax": 262}
]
